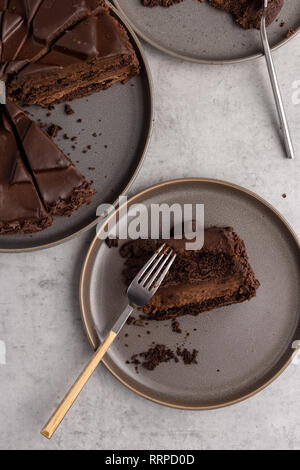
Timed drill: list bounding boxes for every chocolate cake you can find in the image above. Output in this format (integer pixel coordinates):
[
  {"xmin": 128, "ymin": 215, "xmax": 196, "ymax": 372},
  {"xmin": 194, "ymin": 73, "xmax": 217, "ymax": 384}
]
[
  {"xmin": 0, "ymin": 107, "xmax": 53, "ymax": 234},
  {"xmin": 210, "ymin": 0, "xmax": 283, "ymax": 29},
  {"xmin": 0, "ymin": 0, "xmax": 140, "ymax": 105},
  {"xmin": 120, "ymin": 227, "xmax": 260, "ymax": 320},
  {"xmin": 5, "ymin": 101, "xmax": 95, "ymax": 216},
  {"xmin": 142, "ymin": 0, "xmax": 284, "ymax": 29}
]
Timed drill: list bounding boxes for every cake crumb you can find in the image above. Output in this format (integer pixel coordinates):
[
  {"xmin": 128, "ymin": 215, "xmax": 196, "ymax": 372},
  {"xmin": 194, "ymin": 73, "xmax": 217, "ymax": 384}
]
[
  {"xmin": 47, "ymin": 124, "xmax": 62, "ymax": 138},
  {"xmin": 176, "ymin": 347, "xmax": 199, "ymax": 365},
  {"xmin": 64, "ymin": 104, "xmax": 75, "ymax": 115},
  {"xmin": 171, "ymin": 321, "xmax": 182, "ymax": 334}
]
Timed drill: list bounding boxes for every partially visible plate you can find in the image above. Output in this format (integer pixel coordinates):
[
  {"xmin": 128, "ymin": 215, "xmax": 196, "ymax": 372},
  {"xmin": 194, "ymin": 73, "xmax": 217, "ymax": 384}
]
[
  {"xmin": 80, "ymin": 178, "xmax": 300, "ymax": 410},
  {"xmin": 0, "ymin": 5, "xmax": 153, "ymax": 252},
  {"xmin": 114, "ymin": 0, "xmax": 300, "ymax": 63}
]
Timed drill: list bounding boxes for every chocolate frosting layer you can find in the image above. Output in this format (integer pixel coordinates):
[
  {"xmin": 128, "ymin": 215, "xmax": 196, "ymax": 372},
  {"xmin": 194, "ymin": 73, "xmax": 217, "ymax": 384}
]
[{"xmin": 1, "ymin": 0, "xmax": 107, "ymax": 74}]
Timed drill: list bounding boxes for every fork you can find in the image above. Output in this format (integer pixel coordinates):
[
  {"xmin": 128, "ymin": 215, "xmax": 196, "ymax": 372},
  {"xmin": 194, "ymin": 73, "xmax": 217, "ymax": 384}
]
[
  {"xmin": 41, "ymin": 243, "xmax": 176, "ymax": 439},
  {"xmin": 260, "ymin": 0, "xmax": 295, "ymax": 159}
]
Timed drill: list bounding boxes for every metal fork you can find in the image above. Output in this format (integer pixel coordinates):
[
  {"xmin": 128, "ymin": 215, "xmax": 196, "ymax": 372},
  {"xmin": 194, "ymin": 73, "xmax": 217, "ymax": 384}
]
[
  {"xmin": 260, "ymin": 0, "xmax": 295, "ymax": 159},
  {"xmin": 41, "ymin": 244, "xmax": 176, "ymax": 439}
]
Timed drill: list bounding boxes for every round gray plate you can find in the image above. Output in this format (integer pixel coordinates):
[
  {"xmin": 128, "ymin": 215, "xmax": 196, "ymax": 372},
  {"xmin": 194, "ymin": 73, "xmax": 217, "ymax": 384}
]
[
  {"xmin": 0, "ymin": 5, "xmax": 153, "ymax": 252},
  {"xmin": 114, "ymin": 0, "xmax": 300, "ymax": 63},
  {"xmin": 80, "ymin": 178, "xmax": 300, "ymax": 409}
]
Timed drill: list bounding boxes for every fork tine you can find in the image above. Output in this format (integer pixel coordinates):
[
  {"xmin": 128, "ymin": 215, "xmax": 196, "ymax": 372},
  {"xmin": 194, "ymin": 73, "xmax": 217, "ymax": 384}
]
[
  {"xmin": 144, "ymin": 249, "xmax": 175, "ymax": 290},
  {"xmin": 135, "ymin": 243, "xmax": 166, "ymax": 282},
  {"xmin": 150, "ymin": 253, "xmax": 177, "ymax": 295},
  {"xmin": 141, "ymin": 246, "xmax": 172, "ymax": 286}
]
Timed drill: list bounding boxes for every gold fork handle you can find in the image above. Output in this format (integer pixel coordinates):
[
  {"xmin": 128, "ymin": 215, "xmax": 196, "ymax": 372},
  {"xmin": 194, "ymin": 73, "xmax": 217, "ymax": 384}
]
[{"xmin": 41, "ymin": 330, "xmax": 117, "ymax": 439}]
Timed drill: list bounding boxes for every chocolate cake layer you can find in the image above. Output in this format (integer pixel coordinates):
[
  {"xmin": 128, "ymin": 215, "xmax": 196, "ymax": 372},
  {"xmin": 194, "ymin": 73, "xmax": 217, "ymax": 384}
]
[
  {"xmin": 120, "ymin": 227, "xmax": 260, "ymax": 320},
  {"xmin": 0, "ymin": 107, "xmax": 53, "ymax": 234},
  {"xmin": 9, "ymin": 10, "xmax": 140, "ymax": 106},
  {"xmin": 142, "ymin": 0, "xmax": 283, "ymax": 29},
  {"xmin": 5, "ymin": 101, "xmax": 95, "ymax": 216}
]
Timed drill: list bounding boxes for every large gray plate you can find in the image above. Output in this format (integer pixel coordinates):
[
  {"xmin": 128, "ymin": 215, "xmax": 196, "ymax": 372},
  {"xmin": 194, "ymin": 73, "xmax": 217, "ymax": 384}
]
[
  {"xmin": 114, "ymin": 0, "xmax": 300, "ymax": 63},
  {"xmin": 0, "ymin": 5, "xmax": 153, "ymax": 252},
  {"xmin": 80, "ymin": 178, "xmax": 300, "ymax": 409}
]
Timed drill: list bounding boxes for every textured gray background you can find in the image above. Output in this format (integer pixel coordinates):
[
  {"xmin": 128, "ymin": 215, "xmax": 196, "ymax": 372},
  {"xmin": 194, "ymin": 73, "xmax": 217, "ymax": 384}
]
[{"xmin": 0, "ymin": 35, "xmax": 300, "ymax": 450}]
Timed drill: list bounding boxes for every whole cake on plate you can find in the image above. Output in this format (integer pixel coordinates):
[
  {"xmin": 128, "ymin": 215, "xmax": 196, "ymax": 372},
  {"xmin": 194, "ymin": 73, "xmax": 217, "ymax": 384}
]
[
  {"xmin": 120, "ymin": 227, "xmax": 260, "ymax": 320},
  {"xmin": 142, "ymin": 0, "xmax": 284, "ymax": 29}
]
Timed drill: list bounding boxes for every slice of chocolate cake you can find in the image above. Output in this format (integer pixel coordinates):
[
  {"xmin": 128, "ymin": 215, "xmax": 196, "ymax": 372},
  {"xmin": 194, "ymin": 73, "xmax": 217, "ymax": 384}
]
[
  {"xmin": 8, "ymin": 8, "xmax": 140, "ymax": 106},
  {"xmin": 120, "ymin": 227, "xmax": 260, "ymax": 320},
  {"xmin": 5, "ymin": 100, "xmax": 95, "ymax": 216},
  {"xmin": 142, "ymin": 0, "xmax": 284, "ymax": 29},
  {"xmin": 209, "ymin": 0, "xmax": 283, "ymax": 29},
  {"xmin": 0, "ymin": 107, "xmax": 52, "ymax": 234}
]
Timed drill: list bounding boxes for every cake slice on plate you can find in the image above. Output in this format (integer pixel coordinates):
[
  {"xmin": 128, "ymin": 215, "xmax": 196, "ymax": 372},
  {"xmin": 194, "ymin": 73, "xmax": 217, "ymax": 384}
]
[
  {"xmin": 5, "ymin": 101, "xmax": 95, "ymax": 216},
  {"xmin": 120, "ymin": 227, "xmax": 260, "ymax": 320},
  {"xmin": 0, "ymin": 107, "xmax": 52, "ymax": 234},
  {"xmin": 6, "ymin": 4, "xmax": 140, "ymax": 105},
  {"xmin": 142, "ymin": 0, "xmax": 284, "ymax": 29},
  {"xmin": 209, "ymin": 0, "xmax": 283, "ymax": 29}
]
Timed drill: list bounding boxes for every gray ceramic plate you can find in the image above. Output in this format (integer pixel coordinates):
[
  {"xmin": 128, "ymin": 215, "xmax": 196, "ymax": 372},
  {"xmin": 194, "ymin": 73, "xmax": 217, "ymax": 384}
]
[
  {"xmin": 114, "ymin": 0, "xmax": 300, "ymax": 64},
  {"xmin": 0, "ymin": 5, "xmax": 153, "ymax": 252},
  {"xmin": 80, "ymin": 178, "xmax": 300, "ymax": 409}
]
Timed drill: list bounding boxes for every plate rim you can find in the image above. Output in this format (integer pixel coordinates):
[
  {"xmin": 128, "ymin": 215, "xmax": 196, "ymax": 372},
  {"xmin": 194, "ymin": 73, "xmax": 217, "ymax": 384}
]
[
  {"xmin": 113, "ymin": 0, "xmax": 300, "ymax": 65},
  {"xmin": 80, "ymin": 177, "xmax": 300, "ymax": 410},
  {"xmin": 0, "ymin": 3, "xmax": 154, "ymax": 254}
]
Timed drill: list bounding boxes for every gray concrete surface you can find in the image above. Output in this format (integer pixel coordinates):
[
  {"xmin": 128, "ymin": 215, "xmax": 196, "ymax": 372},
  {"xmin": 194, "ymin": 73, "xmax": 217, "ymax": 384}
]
[{"xmin": 0, "ymin": 37, "xmax": 299, "ymax": 450}]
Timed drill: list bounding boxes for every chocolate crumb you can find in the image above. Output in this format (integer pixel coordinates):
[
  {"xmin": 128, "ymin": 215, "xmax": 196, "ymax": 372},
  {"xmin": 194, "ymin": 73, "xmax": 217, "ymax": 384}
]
[
  {"xmin": 139, "ymin": 344, "xmax": 177, "ymax": 371},
  {"xmin": 282, "ymin": 193, "xmax": 287, "ymax": 198},
  {"xmin": 134, "ymin": 319, "xmax": 145, "ymax": 327},
  {"xmin": 47, "ymin": 124, "xmax": 62, "ymax": 138},
  {"xmin": 171, "ymin": 321, "xmax": 182, "ymax": 334},
  {"xmin": 64, "ymin": 104, "xmax": 75, "ymax": 115},
  {"xmin": 77, "ymin": 119, "xmax": 82, "ymax": 123},
  {"xmin": 92, "ymin": 132, "xmax": 97, "ymax": 137},
  {"xmin": 105, "ymin": 238, "xmax": 119, "ymax": 248},
  {"xmin": 176, "ymin": 348, "xmax": 199, "ymax": 365}
]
